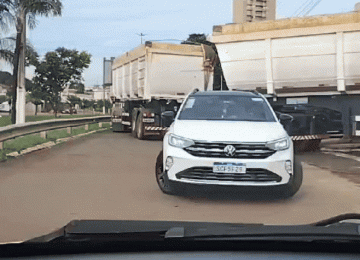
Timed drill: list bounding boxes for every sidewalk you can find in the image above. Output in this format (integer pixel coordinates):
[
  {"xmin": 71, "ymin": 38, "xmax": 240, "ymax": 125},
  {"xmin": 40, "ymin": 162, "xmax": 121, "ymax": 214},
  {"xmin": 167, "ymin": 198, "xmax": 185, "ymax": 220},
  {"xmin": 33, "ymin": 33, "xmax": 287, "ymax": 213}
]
[{"xmin": 320, "ymin": 137, "xmax": 360, "ymax": 152}]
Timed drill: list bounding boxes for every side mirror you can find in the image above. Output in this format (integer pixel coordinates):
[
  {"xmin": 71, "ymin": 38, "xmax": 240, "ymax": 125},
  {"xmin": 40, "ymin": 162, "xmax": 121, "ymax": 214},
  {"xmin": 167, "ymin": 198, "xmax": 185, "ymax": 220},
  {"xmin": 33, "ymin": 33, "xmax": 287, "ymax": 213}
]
[
  {"xmin": 279, "ymin": 113, "xmax": 293, "ymax": 123},
  {"xmin": 161, "ymin": 111, "xmax": 175, "ymax": 127},
  {"xmin": 161, "ymin": 111, "xmax": 175, "ymax": 118}
]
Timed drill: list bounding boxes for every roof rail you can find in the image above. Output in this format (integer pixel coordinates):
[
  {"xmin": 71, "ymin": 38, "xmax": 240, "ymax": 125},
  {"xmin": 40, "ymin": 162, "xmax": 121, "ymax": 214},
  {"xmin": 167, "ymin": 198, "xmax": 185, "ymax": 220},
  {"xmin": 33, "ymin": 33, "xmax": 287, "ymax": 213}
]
[
  {"xmin": 191, "ymin": 88, "xmax": 200, "ymax": 94},
  {"xmin": 232, "ymin": 89, "xmax": 260, "ymax": 95}
]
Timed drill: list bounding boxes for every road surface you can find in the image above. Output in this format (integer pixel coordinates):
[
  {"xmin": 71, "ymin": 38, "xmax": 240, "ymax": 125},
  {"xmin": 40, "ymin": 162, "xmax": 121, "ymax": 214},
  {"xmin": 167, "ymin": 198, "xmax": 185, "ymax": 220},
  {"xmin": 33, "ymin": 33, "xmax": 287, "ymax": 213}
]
[{"xmin": 0, "ymin": 131, "xmax": 360, "ymax": 243}]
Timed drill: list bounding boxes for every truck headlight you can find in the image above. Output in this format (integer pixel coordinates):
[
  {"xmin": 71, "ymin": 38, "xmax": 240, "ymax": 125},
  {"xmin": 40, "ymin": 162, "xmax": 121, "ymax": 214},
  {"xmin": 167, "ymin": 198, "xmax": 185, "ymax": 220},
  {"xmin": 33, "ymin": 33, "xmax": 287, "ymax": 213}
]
[
  {"xmin": 266, "ymin": 137, "xmax": 290, "ymax": 151},
  {"xmin": 168, "ymin": 134, "xmax": 194, "ymax": 148}
]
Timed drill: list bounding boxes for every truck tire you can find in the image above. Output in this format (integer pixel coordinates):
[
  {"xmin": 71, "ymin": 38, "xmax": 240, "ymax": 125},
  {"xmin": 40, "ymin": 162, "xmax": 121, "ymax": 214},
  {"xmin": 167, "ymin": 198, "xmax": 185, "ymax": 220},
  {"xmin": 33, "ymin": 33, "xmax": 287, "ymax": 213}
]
[
  {"xmin": 155, "ymin": 151, "xmax": 176, "ymax": 195},
  {"xmin": 279, "ymin": 156, "xmax": 303, "ymax": 198},
  {"xmin": 131, "ymin": 114, "xmax": 137, "ymax": 137},
  {"xmin": 136, "ymin": 115, "xmax": 145, "ymax": 140}
]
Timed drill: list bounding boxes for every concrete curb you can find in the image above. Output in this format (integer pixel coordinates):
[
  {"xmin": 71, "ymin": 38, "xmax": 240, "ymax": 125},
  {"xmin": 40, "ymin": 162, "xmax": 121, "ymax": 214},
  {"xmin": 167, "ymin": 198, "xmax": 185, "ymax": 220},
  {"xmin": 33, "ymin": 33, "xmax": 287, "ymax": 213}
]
[
  {"xmin": 5, "ymin": 128, "xmax": 108, "ymax": 158},
  {"xmin": 321, "ymin": 147, "xmax": 360, "ymax": 153}
]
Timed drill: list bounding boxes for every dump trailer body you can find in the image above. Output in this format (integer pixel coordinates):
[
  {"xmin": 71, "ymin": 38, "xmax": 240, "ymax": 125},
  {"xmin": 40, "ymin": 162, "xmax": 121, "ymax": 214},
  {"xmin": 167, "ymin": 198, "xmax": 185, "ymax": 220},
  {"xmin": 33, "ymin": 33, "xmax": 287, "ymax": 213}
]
[
  {"xmin": 212, "ymin": 12, "xmax": 360, "ymax": 149},
  {"xmin": 110, "ymin": 42, "xmax": 216, "ymax": 138}
]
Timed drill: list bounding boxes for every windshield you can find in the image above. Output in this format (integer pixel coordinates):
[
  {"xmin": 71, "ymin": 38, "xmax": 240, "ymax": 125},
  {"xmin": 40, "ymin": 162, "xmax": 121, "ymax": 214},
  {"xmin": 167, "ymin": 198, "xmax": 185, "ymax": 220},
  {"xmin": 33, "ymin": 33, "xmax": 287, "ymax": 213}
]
[
  {"xmin": 178, "ymin": 95, "xmax": 276, "ymax": 122},
  {"xmin": 1, "ymin": 0, "xmax": 360, "ymax": 249}
]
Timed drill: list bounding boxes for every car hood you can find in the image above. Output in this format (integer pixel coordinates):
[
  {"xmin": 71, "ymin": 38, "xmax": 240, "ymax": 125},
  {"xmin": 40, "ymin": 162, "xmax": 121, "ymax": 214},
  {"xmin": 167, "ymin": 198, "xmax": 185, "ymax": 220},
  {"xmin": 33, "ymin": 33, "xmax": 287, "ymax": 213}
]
[{"xmin": 173, "ymin": 120, "xmax": 288, "ymax": 143}]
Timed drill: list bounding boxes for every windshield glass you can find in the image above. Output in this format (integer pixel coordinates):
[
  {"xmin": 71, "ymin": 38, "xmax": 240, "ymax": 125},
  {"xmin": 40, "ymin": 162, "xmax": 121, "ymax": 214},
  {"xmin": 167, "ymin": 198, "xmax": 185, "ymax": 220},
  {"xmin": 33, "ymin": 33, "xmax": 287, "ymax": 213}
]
[
  {"xmin": 178, "ymin": 95, "xmax": 276, "ymax": 122},
  {"xmin": 1, "ymin": 0, "xmax": 360, "ymax": 249}
]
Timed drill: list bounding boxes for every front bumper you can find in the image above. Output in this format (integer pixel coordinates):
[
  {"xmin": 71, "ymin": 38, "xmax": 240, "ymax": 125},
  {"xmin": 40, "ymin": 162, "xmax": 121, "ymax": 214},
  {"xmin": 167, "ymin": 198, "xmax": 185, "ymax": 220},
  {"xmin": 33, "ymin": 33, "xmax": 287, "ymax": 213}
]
[{"xmin": 163, "ymin": 144, "xmax": 293, "ymax": 187}]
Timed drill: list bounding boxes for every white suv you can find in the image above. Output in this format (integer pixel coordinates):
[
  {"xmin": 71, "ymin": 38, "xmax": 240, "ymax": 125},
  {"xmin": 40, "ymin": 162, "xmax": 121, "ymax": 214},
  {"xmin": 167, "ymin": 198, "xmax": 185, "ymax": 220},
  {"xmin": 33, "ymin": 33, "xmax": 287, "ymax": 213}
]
[{"xmin": 155, "ymin": 90, "xmax": 302, "ymax": 198}]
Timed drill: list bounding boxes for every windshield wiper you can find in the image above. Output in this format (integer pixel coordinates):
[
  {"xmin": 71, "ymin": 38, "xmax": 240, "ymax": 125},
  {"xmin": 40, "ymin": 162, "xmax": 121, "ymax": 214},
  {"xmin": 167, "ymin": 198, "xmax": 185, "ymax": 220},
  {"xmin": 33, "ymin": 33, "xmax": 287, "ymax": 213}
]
[
  {"xmin": 24, "ymin": 215, "xmax": 360, "ymax": 244},
  {"xmin": 310, "ymin": 213, "xmax": 360, "ymax": 226}
]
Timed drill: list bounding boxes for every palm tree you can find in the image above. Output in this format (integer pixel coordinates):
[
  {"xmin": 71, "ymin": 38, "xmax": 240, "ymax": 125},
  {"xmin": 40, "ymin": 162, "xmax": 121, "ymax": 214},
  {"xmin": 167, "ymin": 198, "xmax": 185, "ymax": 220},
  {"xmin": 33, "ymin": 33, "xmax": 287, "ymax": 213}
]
[{"xmin": 1, "ymin": 0, "xmax": 62, "ymax": 124}]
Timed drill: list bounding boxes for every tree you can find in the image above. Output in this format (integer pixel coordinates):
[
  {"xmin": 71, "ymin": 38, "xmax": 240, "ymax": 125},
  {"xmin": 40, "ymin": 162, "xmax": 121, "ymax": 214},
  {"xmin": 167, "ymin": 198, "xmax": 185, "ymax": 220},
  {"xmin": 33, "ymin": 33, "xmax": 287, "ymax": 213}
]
[
  {"xmin": 1, "ymin": 0, "xmax": 62, "ymax": 124},
  {"xmin": 67, "ymin": 95, "xmax": 81, "ymax": 114},
  {"xmin": 69, "ymin": 82, "xmax": 85, "ymax": 94},
  {"xmin": 0, "ymin": 36, "xmax": 39, "ymax": 67},
  {"xmin": 25, "ymin": 81, "xmax": 43, "ymax": 115},
  {"xmin": 0, "ymin": 95, "xmax": 6, "ymax": 104},
  {"xmin": 81, "ymin": 99, "xmax": 95, "ymax": 109},
  {"xmin": 182, "ymin": 33, "xmax": 227, "ymax": 91},
  {"xmin": 32, "ymin": 47, "xmax": 91, "ymax": 117}
]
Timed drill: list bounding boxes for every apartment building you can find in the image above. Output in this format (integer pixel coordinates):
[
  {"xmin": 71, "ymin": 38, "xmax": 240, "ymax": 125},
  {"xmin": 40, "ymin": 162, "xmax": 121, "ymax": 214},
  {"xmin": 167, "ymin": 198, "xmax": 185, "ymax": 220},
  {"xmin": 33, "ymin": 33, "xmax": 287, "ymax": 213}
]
[{"xmin": 233, "ymin": 0, "xmax": 276, "ymax": 23}]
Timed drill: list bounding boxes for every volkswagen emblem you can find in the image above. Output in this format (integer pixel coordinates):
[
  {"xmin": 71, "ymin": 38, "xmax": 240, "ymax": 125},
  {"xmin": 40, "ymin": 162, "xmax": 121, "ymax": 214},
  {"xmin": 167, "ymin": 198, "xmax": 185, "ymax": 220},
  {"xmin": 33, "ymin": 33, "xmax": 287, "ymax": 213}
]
[{"xmin": 224, "ymin": 145, "xmax": 236, "ymax": 157}]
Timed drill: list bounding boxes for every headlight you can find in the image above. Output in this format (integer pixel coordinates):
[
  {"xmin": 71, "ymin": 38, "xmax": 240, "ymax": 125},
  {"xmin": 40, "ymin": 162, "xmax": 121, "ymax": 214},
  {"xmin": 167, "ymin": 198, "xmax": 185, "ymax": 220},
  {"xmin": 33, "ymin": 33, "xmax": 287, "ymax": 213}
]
[
  {"xmin": 168, "ymin": 134, "xmax": 194, "ymax": 148},
  {"xmin": 266, "ymin": 137, "xmax": 290, "ymax": 151}
]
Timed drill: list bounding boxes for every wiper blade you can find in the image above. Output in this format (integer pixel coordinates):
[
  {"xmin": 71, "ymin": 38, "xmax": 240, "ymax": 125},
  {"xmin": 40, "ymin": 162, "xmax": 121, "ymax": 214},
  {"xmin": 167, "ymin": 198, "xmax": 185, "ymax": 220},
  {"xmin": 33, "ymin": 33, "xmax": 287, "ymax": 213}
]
[
  {"xmin": 24, "ymin": 217, "xmax": 360, "ymax": 244},
  {"xmin": 311, "ymin": 213, "xmax": 360, "ymax": 227}
]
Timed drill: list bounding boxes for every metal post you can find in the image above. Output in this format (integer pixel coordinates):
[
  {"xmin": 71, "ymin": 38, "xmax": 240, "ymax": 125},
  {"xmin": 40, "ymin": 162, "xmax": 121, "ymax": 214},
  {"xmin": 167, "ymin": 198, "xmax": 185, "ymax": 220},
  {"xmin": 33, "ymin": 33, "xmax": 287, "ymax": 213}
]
[
  {"xmin": 85, "ymin": 124, "xmax": 89, "ymax": 131},
  {"xmin": 67, "ymin": 127, "xmax": 72, "ymax": 134},
  {"xmin": 40, "ymin": 131, "xmax": 47, "ymax": 139},
  {"xmin": 221, "ymin": 75, "xmax": 223, "ymax": 90},
  {"xmin": 310, "ymin": 116, "xmax": 316, "ymax": 135}
]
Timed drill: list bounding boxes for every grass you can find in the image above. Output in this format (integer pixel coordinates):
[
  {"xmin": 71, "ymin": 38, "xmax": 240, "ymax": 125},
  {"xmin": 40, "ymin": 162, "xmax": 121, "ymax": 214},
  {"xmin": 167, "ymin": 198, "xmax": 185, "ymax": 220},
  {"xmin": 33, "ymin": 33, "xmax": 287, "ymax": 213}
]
[
  {"xmin": 0, "ymin": 122, "xmax": 111, "ymax": 161},
  {"xmin": 46, "ymin": 129, "xmax": 71, "ymax": 141},
  {"xmin": 4, "ymin": 134, "xmax": 49, "ymax": 153},
  {"xmin": 0, "ymin": 116, "xmax": 11, "ymax": 127}
]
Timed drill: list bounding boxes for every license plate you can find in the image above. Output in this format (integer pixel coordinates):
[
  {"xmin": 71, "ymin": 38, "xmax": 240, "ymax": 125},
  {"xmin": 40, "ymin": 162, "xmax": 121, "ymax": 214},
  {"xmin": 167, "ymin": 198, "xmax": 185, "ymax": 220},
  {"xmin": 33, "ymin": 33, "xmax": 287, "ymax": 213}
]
[
  {"xmin": 112, "ymin": 119, "xmax": 122, "ymax": 123},
  {"xmin": 213, "ymin": 163, "xmax": 246, "ymax": 174},
  {"xmin": 143, "ymin": 118, "xmax": 155, "ymax": 123}
]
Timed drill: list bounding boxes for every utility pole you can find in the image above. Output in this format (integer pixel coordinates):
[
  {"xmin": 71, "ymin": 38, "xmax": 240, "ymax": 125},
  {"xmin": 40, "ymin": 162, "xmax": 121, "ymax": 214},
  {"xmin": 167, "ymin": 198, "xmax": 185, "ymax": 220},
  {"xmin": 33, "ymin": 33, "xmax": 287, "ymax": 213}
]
[{"xmin": 137, "ymin": 33, "xmax": 147, "ymax": 44}]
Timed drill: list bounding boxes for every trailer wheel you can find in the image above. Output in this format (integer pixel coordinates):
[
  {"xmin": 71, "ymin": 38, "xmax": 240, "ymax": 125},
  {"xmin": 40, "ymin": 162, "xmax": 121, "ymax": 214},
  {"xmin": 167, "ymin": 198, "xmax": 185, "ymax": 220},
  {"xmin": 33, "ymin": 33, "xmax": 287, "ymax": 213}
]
[
  {"xmin": 279, "ymin": 156, "xmax": 303, "ymax": 198},
  {"xmin": 136, "ymin": 114, "xmax": 145, "ymax": 140},
  {"xmin": 155, "ymin": 151, "xmax": 176, "ymax": 195}
]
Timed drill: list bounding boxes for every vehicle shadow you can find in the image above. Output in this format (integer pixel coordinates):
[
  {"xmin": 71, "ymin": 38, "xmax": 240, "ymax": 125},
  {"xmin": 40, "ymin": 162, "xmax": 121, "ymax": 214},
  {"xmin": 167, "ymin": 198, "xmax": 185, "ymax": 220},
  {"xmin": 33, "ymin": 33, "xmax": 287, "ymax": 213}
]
[{"xmin": 175, "ymin": 186, "xmax": 295, "ymax": 202}]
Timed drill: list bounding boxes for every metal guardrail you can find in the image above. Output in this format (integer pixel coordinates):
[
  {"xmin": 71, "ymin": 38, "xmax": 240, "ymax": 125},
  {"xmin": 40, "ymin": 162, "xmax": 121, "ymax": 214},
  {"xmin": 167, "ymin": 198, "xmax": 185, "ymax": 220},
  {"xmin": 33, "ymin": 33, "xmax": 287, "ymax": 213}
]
[{"xmin": 0, "ymin": 116, "xmax": 111, "ymax": 150}]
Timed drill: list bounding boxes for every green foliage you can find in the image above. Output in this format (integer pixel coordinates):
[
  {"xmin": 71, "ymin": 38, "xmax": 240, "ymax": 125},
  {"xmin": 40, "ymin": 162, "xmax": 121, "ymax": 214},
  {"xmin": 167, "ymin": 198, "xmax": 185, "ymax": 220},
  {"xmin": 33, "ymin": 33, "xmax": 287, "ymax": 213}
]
[
  {"xmin": 82, "ymin": 99, "xmax": 95, "ymax": 109},
  {"xmin": 32, "ymin": 47, "xmax": 91, "ymax": 116},
  {"xmin": 4, "ymin": 134, "xmax": 48, "ymax": 153},
  {"xmin": 46, "ymin": 129, "xmax": 70, "ymax": 141},
  {"xmin": 69, "ymin": 82, "xmax": 85, "ymax": 94},
  {"xmin": 88, "ymin": 123, "xmax": 100, "ymax": 131},
  {"xmin": 0, "ymin": 149, "xmax": 7, "ymax": 161},
  {"xmin": 2, "ymin": 0, "xmax": 63, "ymax": 124},
  {"xmin": 94, "ymin": 100, "xmax": 112, "ymax": 112},
  {"xmin": 67, "ymin": 95, "xmax": 81, "ymax": 105},
  {"xmin": 0, "ymin": 95, "xmax": 6, "ymax": 103},
  {"xmin": 72, "ymin": 126, "xmax": 86, "ymax": 136},
  {"xmin": 0, "ymin": 116, "xmax": 11, "ymax": 127}
]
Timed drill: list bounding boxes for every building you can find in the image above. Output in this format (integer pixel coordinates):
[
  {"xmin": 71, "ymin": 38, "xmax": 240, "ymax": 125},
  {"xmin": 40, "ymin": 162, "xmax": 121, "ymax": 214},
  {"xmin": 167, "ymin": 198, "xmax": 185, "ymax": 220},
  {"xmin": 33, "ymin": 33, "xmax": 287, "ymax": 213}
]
[
  {"xmin": 233, "ymin": 0, "xmax": 276, "ymax": 24},
  {"xmin": 93, "ymin": 86, "xmax": 111, "ymax": 101},
  {"xmin": 0, "ymin": 84, "xmax": 9, "ymax": 96},
  {"xmin": 60, "ymin": 86, "xmax": 110, "ymax": 102}
]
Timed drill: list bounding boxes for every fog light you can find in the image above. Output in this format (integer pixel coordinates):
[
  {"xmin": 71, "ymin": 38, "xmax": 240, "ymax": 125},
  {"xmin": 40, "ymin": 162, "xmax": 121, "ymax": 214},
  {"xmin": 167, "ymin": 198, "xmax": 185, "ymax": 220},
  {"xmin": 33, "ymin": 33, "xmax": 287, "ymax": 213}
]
[
  {"xmin": 165, "ymin": 156, "xmax": 174, "ymax": 171},
  {"xmin": 285, "ymin": 160, "xmax": 292, "ymax": 174}
]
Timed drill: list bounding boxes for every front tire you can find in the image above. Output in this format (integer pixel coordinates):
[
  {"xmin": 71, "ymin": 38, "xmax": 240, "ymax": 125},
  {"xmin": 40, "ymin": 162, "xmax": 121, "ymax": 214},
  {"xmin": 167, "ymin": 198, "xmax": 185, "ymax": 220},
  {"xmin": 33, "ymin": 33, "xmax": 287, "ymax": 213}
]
[{"xmin": 155, "ymin": 151, "xmax": 176, "ymax": 195}]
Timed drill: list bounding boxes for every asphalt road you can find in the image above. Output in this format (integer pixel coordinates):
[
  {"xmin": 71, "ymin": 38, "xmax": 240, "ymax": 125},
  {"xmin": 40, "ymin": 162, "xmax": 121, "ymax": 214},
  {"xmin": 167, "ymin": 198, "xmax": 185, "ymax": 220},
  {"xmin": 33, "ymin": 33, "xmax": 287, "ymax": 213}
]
[{"xmin": 1, "ymin": 131, "xmax": 360, "ymax": 243}]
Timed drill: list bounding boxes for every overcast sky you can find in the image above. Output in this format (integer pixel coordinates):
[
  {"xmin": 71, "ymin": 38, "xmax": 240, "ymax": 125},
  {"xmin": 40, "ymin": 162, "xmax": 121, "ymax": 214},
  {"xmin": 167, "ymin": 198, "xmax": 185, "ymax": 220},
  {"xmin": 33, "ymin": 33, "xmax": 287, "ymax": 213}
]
[{"xmin": 5, "ymin": 0, "xmax": 360, "ymax": 86}]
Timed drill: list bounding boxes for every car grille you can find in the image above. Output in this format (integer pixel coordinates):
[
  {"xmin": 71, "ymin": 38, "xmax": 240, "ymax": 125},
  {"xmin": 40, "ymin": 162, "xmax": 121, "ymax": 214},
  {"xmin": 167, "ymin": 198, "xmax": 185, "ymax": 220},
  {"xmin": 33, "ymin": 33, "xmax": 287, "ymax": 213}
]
[
  {"xmin": 184, "ymin": 142, "xmax": 276, "ymax": 159},
  {"xmin": 176, "ymin": 167, "xmax": 282, "ymax": 182}
]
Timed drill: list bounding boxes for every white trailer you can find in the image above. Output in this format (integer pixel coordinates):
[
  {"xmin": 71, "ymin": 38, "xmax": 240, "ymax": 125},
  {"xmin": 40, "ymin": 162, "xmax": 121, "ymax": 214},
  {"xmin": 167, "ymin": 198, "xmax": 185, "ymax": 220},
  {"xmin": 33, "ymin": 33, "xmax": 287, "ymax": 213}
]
[
  {"xmin": 212, "ymin": 11, "xmax": 360, "ymax": 146},
  {"xmin": 110, "ymin": 42, "xmax": 216, "ymax": 139}
]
